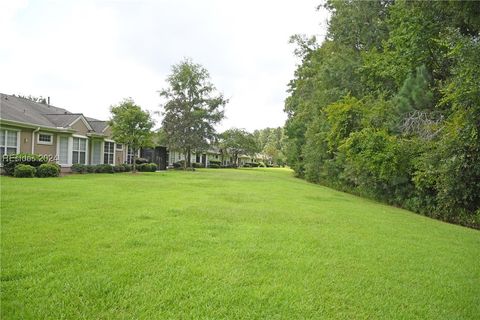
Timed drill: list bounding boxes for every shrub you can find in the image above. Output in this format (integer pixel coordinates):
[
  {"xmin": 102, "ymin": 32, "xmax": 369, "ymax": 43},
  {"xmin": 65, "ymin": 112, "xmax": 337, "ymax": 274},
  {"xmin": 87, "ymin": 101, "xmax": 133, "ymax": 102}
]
[
  {"xmin": 173, "ymin": 160, "xmax": 185, "ymax": 169},
  {"xmin": 244, "ymin": 162, "xmax": 259, "ymax": 168},
  {"xmin": 14, "ymin": 164, "xmax": 36, "ymax": 178},
  {"xmin": 209, "ymin": 163, "xmax": 220, "ymax": 168},
  {"xmin": 135, "ymin": 157, "xmax": 149, "ymax": 165},
  {"xmin": 209, "ymin": 160, "xmax": 221, "ymax": 165},
  {"xmin": 37, "ymin": 163, "xmax": 60, "ymax": 177},
  {"xmin": 2, "ymin": 153, "xmax": 48, "ymax": 176},
  {"xmin": 192, "ymin": 162, "xmax": 204, "ymax": 168},
  {"xmin": 95, "ymin": 164, "xmax": 114, "ymax": 173},
  {"xmin": 113, "ymin": 165, "xmax": 125, "ymax": 172},
  {"xmin": 71, "ymin": 163, "xmax": 87, "ymax": 174},
  {"xmin": 122, "ymin": 163, "xmax": 132, "ymax": 172},
  {"xmin": 137, "ymin": 163, "xmax": 157, "ymax": 172},
  {"xmin": 85, "ymin": 165, "xmax": 96, "ymax": 173}
]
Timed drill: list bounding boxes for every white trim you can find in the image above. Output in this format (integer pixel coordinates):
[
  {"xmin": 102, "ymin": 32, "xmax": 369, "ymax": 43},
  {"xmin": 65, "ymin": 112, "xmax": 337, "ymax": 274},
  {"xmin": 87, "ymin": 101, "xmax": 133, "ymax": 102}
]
[
  {"xmin": 68, "ymin": 136, "xmax": 73, "ymax": 165},
  {"xmin": 70, "ymin": 115, "xmax": 93, "ymax": 131},
  {"xmin": 37, "ymin": 132, "xmax": 53, "ymax": 145},
  {"xmin": 101, "ymin": 124, "xmax": 110, "ymax": 133},
  {"xmin": 0, "ymin": 128, "xmax": 21, "ymax": 156},
  {"xmin": 72, "ymin": 134, "xmax": 88, "ymax": 139},
  {"xmin": 115, "ymin": 143, "xmax": 123, "ymax": 151},
  {"xmin": 56, "ymin": 135, "xmax": 71, "ymax": 167}
]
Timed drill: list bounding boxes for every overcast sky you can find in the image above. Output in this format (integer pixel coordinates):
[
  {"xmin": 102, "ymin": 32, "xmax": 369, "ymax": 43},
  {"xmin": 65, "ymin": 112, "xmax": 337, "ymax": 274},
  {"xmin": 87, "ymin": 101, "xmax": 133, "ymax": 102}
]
[{"xmin": 0, "ymin": 0, "xmax": 328, "ymax": 131}]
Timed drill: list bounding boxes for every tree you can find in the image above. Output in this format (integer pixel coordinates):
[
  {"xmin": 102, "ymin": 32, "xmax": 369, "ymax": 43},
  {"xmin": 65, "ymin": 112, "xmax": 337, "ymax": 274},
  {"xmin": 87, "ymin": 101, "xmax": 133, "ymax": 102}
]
[
  {"xmin": 159, "ymin": 59, "xmax": 227, "ymax": 169},
  {"xmin": 15, "ymin": 94, "xmax": 47, "ymax": 104},
  {"xmin": 220, "ymin": 128, "xmax": 257, "ymax": 167},
  {"xmin": 109, "ymin": 98, "xmax": 155, "ymax": 172}
]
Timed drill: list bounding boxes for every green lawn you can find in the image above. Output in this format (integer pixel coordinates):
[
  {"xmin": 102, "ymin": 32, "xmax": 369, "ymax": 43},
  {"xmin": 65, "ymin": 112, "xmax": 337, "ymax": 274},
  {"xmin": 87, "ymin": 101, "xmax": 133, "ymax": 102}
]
[{"xmin": 1, "ymin": 168, "xmax": 479, "ymax": 319}]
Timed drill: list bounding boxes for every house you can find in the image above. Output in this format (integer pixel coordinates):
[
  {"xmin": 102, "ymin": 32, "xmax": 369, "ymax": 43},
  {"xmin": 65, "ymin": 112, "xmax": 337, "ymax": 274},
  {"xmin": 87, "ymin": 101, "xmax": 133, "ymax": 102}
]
[{"xmin": 0, "ymin": 93, "xmax": 135, "ymax": 172}]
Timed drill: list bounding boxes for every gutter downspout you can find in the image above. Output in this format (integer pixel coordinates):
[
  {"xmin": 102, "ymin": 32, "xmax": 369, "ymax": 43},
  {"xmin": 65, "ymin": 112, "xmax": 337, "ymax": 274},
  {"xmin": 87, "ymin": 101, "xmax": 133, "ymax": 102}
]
[{"xmin": 32, "ymin": 127, "xmax": 40, "ymax": 153}]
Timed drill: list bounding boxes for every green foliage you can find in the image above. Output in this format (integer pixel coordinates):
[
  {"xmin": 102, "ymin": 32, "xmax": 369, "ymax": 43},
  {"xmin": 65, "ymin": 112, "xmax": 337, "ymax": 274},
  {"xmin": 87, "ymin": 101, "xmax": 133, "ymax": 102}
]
[
  {"xmin": 70, "ymin": 164, "xmax": 86, "ymax": 174},
  {"xmin": 36, "ymin": 163, "xmax": 60, "ymax": 178},
  {"xmin": 2, "ymin": 153, "xmax": 48, "ymax": 176},
  {"xmin": 137, "ymin": 163, "xmax": 157, "ymax": 172},
  {"xmin": 109, "ymin": 98, "xmax": 155, "ymax": 172},
  {"xmin": 283, "ymin": 0, "xmax": 480, "ymax": 227},
  {"xmin": 220, "ymin": 128, "xmax": 257, "ymax": 167},
  {"xmin": 113, "ymin": 165, "xmax": 125, "ymax": 173},
  {"xmin": 160, "ymin": 58, "xmax": 226, "ymax": 168},
  {"xmin": 13, "ymin": 164, "xmax": 36, "ymax": 178},
  {"xmin": 95, "ymin": 164, "xmax": 114, "ymax": 174}
]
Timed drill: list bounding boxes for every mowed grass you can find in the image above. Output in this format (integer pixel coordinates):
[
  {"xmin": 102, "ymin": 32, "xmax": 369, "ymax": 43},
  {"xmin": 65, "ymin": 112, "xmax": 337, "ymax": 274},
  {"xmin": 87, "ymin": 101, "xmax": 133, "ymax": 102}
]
[{"xmin": 1, "ymin": 168, "xmax": 479, "ymax": 319}]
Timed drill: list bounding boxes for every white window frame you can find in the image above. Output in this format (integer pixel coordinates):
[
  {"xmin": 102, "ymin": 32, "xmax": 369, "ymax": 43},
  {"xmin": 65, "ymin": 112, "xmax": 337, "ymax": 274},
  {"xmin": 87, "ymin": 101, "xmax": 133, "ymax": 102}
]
[
  {"xmin": 0, "ymin": 128, "xmax": 20, "ymax": 161},
  {"xmin": 115, "ymin": 143, "xmax": 123, "ymax": 151},
  {"xmin": 37, "ymin": 132, "xmax": 53, "ymax": 145},
  {"xmin": 56, "ymin": 135, "xmax": 71, "ymax": 167},
  {"xmin": 72, "ymin": 135, "xmax": 88, "ymax": 165},
  {"xmin": 104, "ymin": 140, "xmax": 115, "ymax": 165}
]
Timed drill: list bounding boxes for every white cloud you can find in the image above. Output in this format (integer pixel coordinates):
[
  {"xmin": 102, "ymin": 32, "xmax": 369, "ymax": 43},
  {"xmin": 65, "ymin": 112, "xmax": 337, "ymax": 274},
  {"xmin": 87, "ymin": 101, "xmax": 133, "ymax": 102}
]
[{"xmin": 0, "ymin": 0, "xmax": 328, "ymax": 131}]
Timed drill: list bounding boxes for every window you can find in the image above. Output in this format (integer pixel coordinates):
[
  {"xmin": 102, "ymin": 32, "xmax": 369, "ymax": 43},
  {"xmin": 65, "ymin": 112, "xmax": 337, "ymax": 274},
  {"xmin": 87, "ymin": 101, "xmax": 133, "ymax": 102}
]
[
  {"xmin": 58, "ymin": 136, "xmax": 69, "ymax": 164},
  {"xmin": 0, "ymin": 129, "xmax": 19, "ymax": 156},
  {"xmin": 127, "ymin": 146, "xmax": 134, "ymax": 164},
  {"xmin": 72, "ymin": 137, "xmax": 87, "ymax": 164},
  {"xmin": 38, "ymin": 133, "xmax": 53, "ymax": 145},
  {"xmin": 104, "ymin": 141, "xmax": 114, "ymax": 165},
  {"xmin": 116, "ymin": 143, "xmax": 123, "ymax": 150},
  {"xmin": 196, "ymin": 154, "xmax": 201, "ymax": 163},
  {"xmin": 91, "ymin": 140, "xmax": 102, "ymax": 165}
]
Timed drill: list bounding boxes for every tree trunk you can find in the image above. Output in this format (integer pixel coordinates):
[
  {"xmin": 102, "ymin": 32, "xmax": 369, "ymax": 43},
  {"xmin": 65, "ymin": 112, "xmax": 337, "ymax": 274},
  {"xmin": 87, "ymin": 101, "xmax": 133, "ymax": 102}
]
[
  {"xmin": 183, "ymin": 150, "xmax": 188, "ymax": 170},
  {"xmin": 132, "ymin": 148, "xmax": 137, "ymax": 173},
  {"xmin": 187, "ymin": 148, "xmax": 191, "ymax": 168}
]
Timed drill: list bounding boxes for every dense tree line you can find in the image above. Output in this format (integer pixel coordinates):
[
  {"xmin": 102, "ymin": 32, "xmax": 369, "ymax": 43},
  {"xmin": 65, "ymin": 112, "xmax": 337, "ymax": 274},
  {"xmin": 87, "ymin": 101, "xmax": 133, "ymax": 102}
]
[{"xmin": 284, "ymin": 0, "xmax": 480, "ymax": 228}]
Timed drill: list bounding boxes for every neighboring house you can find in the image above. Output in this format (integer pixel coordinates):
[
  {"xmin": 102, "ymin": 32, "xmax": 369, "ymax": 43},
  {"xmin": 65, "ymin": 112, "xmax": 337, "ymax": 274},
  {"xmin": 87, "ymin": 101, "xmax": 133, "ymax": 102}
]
[
  {"xmin": 0, "ymin": 93, "xmax": 132, "ymax": 171},
  {"xmin": 166, "ymin": 148, "xmax": 222, "ymax": 168}
]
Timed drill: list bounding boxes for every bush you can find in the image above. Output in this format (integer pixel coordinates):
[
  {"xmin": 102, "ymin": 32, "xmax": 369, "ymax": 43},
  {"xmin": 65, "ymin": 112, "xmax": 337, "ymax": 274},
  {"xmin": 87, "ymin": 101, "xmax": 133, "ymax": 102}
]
[
  {"xmin": 244, "ymin": 162, "xmax": 259, "ymax": 168},
  {"xmin": 85, "ymin": 165, "xmax": 96, "ymax": 173},
  {"xmin": 209, "ymin": 160, "xmax": 221, "ymax": 165},
  {"xmin": 173, "ymin": 160, "xmax": 185, "ymax": 169},
  {"xmin": 71, "ymin": 163, "xmax": 87, "ymax": 174},
  {"xmin": 192, "ymin": 162, "xmax": 204, "ymax": 168},
  {"xmin": 135, "ymin": 158, "xmax": 149, "ymax": 165},
  {"xmin": 122, "ymin": 163, "xmax": 132, "ymax": 172},
  {"xmin": 2, "ymin": 153, "xmax": 48, "ymax": 176},
  {"xmin": 209, "ymin": 163, "xmax": 220, "ymax": 168},
  {"xmin": 95, "ymin": 164, "xmax": 114, "ymax": 173},
  {"xmin": 14, "ymin": 164, "xmax": 36, "ymax": 178},
  {"xmin": 37, "ymin": 163, "xmax": 60, "ymax": 177},
  {"xmin": 137, "ymin": 163, "xmax": 158, "ymax": 172},
  {"xmin": 113, "ymin": 165, "xmax": 125, "ymax": 172}
]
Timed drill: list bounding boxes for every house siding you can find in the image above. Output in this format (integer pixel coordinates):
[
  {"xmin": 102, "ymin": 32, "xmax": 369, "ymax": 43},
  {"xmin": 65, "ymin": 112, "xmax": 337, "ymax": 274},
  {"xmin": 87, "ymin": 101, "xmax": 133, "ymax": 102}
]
[
  {"xmin": 34, "ymin": 132, "xmax": 57, "ymax": 156},
  {"xmin": 19, "ymin": 129, "xmax": 33, "ymax": 153},
  {"xmin": 70, "ymin": 119, "xmax": 90, "ymax": 136}
]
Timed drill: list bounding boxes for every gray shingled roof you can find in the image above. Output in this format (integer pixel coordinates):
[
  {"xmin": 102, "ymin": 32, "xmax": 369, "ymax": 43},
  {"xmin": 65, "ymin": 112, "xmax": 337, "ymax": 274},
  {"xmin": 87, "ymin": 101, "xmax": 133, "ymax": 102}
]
[
  {"xmin": 88, "ymin": 120, "xmax": 109, "ymax": 133},
  {"xmin": 0, "ymin": 93, "xmax": 108, "ymax": 134},
  {"xmin": 43, "ymin": 113, "xmax": 83, "ymax": 127}
]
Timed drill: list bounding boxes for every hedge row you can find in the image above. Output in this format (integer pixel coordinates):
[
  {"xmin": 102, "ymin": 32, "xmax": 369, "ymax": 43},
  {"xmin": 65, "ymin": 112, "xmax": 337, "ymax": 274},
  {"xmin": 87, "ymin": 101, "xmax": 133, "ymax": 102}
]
[{"xmin": 71, "ymin": 163, "xmax": 157, "ymax": 174}]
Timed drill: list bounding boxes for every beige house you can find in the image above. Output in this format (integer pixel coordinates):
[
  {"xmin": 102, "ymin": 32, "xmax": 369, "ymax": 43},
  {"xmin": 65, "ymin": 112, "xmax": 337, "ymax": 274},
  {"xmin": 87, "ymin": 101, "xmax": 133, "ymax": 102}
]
[{"xmin": 0, "ymin": 94, "xmax": 132, "ymax": 171}]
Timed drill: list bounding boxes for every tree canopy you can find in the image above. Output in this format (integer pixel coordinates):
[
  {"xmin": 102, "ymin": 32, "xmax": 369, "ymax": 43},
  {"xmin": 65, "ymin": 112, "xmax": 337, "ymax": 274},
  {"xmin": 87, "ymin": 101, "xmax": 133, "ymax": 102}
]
[
  {"xmin": 284, "ymin": 0, "xmax": 480, "ymax": 228},
  {"xmin": 109, "ymin": 98, "xmax": 155, "ymax": 172},
  {"xmin": 160, "ymin": 58, "xmax": 226, "ymax": 169}
]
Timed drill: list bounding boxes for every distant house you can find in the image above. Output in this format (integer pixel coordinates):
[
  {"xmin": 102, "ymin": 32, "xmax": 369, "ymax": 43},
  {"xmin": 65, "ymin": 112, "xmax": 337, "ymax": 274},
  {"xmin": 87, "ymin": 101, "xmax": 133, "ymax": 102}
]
[{"xmin": 0, "ymin": 93, "xmax": 135, "ymax": 171}]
